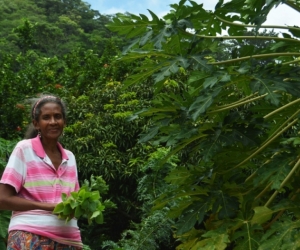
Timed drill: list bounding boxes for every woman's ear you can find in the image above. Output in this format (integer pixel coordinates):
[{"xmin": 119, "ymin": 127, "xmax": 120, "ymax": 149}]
[{"xmin": 32, "ymin": 120, "xmax": 39, "ymax": 130}]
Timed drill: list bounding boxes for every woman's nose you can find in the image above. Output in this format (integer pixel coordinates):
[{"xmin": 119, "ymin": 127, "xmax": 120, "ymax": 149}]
[{"xmin": 49, "ymin": 117, "xmax": 57, "ymax": 124}]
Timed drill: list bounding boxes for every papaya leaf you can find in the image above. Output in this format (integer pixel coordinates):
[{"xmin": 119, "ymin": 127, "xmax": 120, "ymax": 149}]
[
  {"xmin": 153, "ymin": 188, "xmax": 208, "ymax": 212},
  {"xmin": 153, "ymin": 57, "xmax": 189, "ymax": 83},
  {"xmin": 203, "ymin": 76, "xmax": 219, "ymax": 88},
  {"xmin": 106, "ymin": 13, "xmax": 157, "ymax": 39},
  {"xmin": 138, "ymin": 126, "xmax": 159, "ymax": 143},
  {"xmin": 212, "ymin": 193, "xmax": 239, "ymax": 220},
  {"xmin": 164, "ymin": 167, "xmax": 192, "ymax": 185},
  {"xmin": 196, "ymin": 230, "xmax": 230, "ymax": 250},
  {"xmin": 253, "ymin": 153, "xmax": 292, "ymax": 189},
  {"xmin": 250, "ymin": 78, "xmax": 281, "ymax": 106},
  {"xmin": 188, "ymin": 94, "xmax": 214, "ymax": 121},
  {"xmin": 176, "ymin": 201, "xmax": 208, "ymax": 235},
  {"xmin": 233, "ymin": 223, "xmax": 262, "ymax": 250},
  {"xmin": 251, "ymin": 206, "xmax": 273, "ymax": 225},
  {"xmin": 122, "ymin": 63, "xmax": 164, "ymax": 89},
  {"xmin": 259, "ymin": 218, "xmax": 300, "ymax": 250},
  {"xmin": 187, "ymin": 71, "xmax": 209, "ymax": 86},
  {"xmin": 190, "ymin": 55, "xmax": 213, "ymax": 71}
]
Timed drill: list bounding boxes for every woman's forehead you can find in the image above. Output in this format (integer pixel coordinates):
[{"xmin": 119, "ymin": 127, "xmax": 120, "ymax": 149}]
[{"xmin": 40, "ymin": 102, "xmax": 62, "ymax": 112}]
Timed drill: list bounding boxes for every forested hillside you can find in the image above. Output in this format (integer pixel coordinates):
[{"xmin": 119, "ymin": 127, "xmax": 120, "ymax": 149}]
[
  {"xmin": 0, "ymin": 0, "xmax": 157, "ymax": 249},
  {"xmin": 2, "ymin": 0, "xmax": 300, "ymax": 249},
  {"xmin": 0, "ymin": 0, "xmax": 116, "ymax": 56}
]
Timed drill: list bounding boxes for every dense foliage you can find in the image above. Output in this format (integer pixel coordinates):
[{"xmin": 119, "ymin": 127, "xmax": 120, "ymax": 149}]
[
  {"xmin": 0, "ymin": 45, "xmax": 157, "ymax": 248},
  {"xmin": 105, "ymin": 0, "xmax": 300, "ymax": 249},
  {"xmin": 2, "ymin": 0, "xmax": 300, "ymax": 249},
  {"xmin": 0, "ymin": 0, "xmax": 157, "ymax": 248},
  {"xmin": 0, "ymin": 0, "xmax": 116, "ymax": 57}
]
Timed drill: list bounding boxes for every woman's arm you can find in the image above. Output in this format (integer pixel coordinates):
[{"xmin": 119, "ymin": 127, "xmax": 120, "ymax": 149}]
[{"xmin": 0, "ymin": 183, "xmax": 56, "ymax": 212}]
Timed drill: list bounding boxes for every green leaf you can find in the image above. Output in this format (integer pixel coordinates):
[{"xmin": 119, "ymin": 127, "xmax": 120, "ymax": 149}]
[
  {"xmin": 63, "ymin": 204, "xmax": 73, "ymax": 215},
  {"xmin": 212, "ymin": 193, "xmax": 239, "ymax": 220},
  {"xmin": 259, "ymin": 219, "xmax": 300, "ymax": 250},
  {"xmin": 90, "ymin": 191, "xmax": 100, "ymax": 201},
  {"xmin": 0, "ymin": 240, "xmax": 6, "ymax": 250},
  {"xmin": 270, "ymin": 41, "xmax": 286, "ymax": 51},
  {"xmin": 251, "ymin": 206, "xmax": 273, "ymax": 225},
  {"xmin": 203, "ymin": 76, "xmax": 219, "ymax": 88},
  {"xmin": 61, "ymin": 193, "xmax": 67, "ymax": 202},
  {"xmin": 0, "ymin": 210, "xmax": 10, "ymax": 239},
  {"xmin": 74, "ymin": 206, "xmax": 84, "ymax": 218},
  {"xmin": 90, "ymin": 210, "xmax": 101, "ymax": 219},
  {"xmin": 189, "ymin": 94, "xmax": 214, "ymax": 121},
  {"xmin": 95, "ymin": 213, "xmax": 104, "ymax": 224},
  {"xmin": 53, "ymin": 203, "xmax": 65, "ymax": 214},
  {"xmin": 164, "ymin": 167, "xmax": 191, "ymax": 185},
  {"xmin": 153, "ymin": 57, "xmax": 188, "ymax": 83},
  {"xmin": 250, "ymin": 78, "xmax": 281, "ymax": 106},
  {"xmin": 289, "ymin": 26, "xmax": 300, "ymax": 38},
  {"xmin": 78, "ymin": 188, "xmax": 86, "ymax": 198},
  {"xmin": 195, "ymin": 231, "xmax": 230, "ymax": 250},
  {"xmin": 70, "ymin": 191, "xmax": 78, "ymax": 199},
  {"xmin": 69, "ymin": 198, "xmax": 78, "ymax": 209},
  {"xmin": 138, "ymin": 126, "xmax": 159, "ymax": 143},
  {"xmin": 176, "ymin": 212, "xmax": 199, "ymax": 236},
  {"xmin": 187, "ymin": 71, "xmax": 209, "ymax": 86}
]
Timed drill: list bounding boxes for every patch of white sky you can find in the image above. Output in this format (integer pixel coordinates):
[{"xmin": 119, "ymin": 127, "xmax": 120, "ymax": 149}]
[{"xmin": 85, "ymin": 0, "xmax": 299, "ymax": 34}]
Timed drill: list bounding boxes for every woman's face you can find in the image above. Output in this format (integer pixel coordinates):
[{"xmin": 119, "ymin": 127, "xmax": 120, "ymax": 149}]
[{"xmin": 33, "ymin": 102, "xmax": 65, "ymax": 140}]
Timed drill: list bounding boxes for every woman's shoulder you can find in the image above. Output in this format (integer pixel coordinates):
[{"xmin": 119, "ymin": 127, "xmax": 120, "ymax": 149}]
[
  {"xmin": 64, "ymin": 148, "xmax": 75, "ymax": 157},
  {"xmin": 15, "ymin": 138, "xmax": 33, "ymax": 149},
  {"xmin": 58, "ymin": 143, "xmax": 75, "ymax": 159}
]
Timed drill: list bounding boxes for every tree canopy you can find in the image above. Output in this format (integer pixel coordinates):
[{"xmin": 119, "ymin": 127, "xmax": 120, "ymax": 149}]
[
  {"xmin": 0, "ymin": 0, "xmax": 116, "ymax": 57},
  {"xmin": 2, "ymin": 0, "xmax": 300, "ymax": 249},
  {"xmin": 104, "ymin": 0, "xmax": 300, "ymax": 249}
]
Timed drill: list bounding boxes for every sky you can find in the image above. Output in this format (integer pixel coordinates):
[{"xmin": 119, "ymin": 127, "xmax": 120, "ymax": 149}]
[{"xmin": 85, "ymin": 0, "xmax": 299, "ymax": 27}]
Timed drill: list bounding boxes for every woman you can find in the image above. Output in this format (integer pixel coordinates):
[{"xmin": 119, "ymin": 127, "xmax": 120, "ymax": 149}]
[{"xmin": 0, "ymin": 95, "xmax": 82, "ymax": 249}]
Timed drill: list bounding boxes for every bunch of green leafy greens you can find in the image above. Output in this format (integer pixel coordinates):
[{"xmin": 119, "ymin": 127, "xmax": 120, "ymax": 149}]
[{"xmin": 53, "ymin": 175, "xmax": 116, "ymax": 225}]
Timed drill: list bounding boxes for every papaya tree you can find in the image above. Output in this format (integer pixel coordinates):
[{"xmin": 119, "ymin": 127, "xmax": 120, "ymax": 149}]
[{"xmin": 106, "ymin": 0, "xmax": 300, "ymax": 249}]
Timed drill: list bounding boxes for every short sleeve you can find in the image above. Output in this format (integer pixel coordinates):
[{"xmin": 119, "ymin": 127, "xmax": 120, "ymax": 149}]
[{"xmin": 0, "ymin": 145, "xmax": 26, "ymax": 193}]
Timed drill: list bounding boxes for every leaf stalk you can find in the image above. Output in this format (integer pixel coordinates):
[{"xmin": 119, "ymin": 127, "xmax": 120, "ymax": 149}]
[
  {"xmin": 264, "ymin": 99, "xmax": 300, "ymax": 119},
  {"xmin": 265, "ymin": 156, "xmax": 300, "ymax": 207},
  {"xmin": 209, "ymin": 93, "xmax": 267, "ymax": 113},
  {"xmin": 225, "ymin": 118, "xmax": 298, "ymax": 174},
  {"xmin": 214, "ymin": 15, "xmax": 300, "ymax": 32},
  {"xmin": 209, "ymin": 53, "xmax": 300, "ymax": 65}
]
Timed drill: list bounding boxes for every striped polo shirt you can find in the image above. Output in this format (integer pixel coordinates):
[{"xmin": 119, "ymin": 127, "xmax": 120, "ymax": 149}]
[{"xmin": 0, "ymin": 136, "xmax": 82, "ymax": 247}]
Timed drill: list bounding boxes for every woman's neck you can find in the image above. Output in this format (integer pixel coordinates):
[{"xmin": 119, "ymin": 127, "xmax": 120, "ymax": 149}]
[{"xmin": 41, "ymin": 138, "xmax": 59, "ymax": 153}]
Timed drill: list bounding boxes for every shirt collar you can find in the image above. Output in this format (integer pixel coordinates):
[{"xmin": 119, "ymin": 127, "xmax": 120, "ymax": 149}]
[{"xmin": 31, "ymin": 135, "xmax": 69, "ymax": 160}]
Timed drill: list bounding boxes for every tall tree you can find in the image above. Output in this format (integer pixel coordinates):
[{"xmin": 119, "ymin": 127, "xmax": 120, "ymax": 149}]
[{"xmin": 106, "ymin": 0, "xmax": 300, "ymax": 248}]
